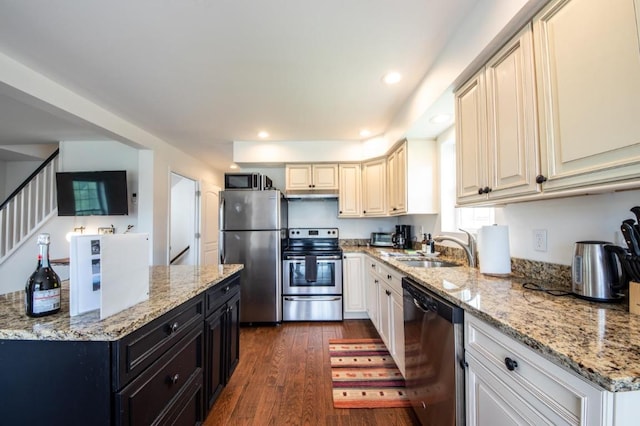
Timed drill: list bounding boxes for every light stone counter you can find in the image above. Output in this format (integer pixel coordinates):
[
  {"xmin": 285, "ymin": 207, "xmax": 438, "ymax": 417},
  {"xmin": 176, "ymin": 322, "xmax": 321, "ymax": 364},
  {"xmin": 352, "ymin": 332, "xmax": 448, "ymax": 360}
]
[
  {"xmin": 0, "ymin": 264, "xmax": 243, "ymax": 342},
  {"xmin": 345, "ymin": 246, "xmax": 640, "ymax": 392}
]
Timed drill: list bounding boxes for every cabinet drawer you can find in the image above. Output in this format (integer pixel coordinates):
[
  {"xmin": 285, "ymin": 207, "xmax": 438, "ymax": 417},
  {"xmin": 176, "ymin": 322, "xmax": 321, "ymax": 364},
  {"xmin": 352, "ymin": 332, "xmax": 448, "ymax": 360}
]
[
  {"xmin": 114, "ymin": 296, "xmax": 204, "ymax": 390},
  {"xmin": 465, "ymin": 314, "xmax": 604, "ymax": 423},
  {"xmin": 116, "ymin": 325, "xmax": 204, "ymax": 426},
  {"xmin": 205, "ymin": 275, "xmax": 240, "ymax": 317}
]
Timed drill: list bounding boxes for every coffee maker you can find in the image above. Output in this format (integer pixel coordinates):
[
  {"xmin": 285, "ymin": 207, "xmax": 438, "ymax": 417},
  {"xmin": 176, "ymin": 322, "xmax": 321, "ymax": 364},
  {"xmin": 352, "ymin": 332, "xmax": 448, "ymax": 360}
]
[{"xmin": 392, "ymin": 225, "xmax": 412, "ymax": 249}]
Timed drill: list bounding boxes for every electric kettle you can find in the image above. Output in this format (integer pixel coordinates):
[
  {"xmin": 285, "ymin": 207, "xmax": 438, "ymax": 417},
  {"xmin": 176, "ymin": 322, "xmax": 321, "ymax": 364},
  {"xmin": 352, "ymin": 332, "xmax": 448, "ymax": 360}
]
[{"xmin": 571, "ymin": 241, "xmax": 624, "ymax": 302}]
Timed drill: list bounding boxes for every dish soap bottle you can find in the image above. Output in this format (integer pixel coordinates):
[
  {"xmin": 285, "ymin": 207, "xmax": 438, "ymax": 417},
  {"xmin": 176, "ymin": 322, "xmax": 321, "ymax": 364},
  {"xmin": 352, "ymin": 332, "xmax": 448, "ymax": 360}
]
[
  {"xmin": 421, "ymin": 234, "xmax": 428, "ymax": 253},
  {"xmin": 25, "ymin": 233, "xmax": 61, "ymax": 317}
]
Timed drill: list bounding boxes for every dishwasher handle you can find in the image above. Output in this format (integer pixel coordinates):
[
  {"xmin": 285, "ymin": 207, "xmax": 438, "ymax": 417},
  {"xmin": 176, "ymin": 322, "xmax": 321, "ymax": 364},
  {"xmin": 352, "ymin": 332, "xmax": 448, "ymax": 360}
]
[{"xmin": 412, "ymin": 297, "xmax": 436, "ymax": 313}]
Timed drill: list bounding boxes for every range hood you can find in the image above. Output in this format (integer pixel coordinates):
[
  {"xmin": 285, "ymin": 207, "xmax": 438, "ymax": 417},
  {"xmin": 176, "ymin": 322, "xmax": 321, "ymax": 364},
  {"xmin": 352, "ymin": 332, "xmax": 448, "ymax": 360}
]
[{"xmin": 285, "ymin": 189, "xmax": 339, "ymax": 200}]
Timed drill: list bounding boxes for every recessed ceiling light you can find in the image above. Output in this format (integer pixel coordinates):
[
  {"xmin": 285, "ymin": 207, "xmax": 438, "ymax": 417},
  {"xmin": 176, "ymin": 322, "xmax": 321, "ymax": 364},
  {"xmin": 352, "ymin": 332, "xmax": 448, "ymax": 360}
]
[
  {"xmin": 257, "ymin": 131, "xmax": 269, "ymax": 138},
  {"xmin": 382, "ymin": 71, "xmax": 402, "ymax": 85},
  {"xmin": 429, "ymin": 114, "xmax": 452, "ymax": 124},
  {"xmin": 360, "ymin": 129, "xmax": 372, "ymax": 138}
]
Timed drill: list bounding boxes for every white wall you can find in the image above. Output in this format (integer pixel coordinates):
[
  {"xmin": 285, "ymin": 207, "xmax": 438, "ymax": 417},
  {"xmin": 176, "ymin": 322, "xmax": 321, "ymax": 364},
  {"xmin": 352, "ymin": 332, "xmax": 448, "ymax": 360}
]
[
  {"xmin": 3, "ymin": 160, "xmax": 41, "ymax": 198},
  {"xmin": 497, "ymin": 190, "xmax": 640, "ymax": 265},
  {"xmin": 0, "ymin": 160, "xmax": 5, "ymax": 200}
]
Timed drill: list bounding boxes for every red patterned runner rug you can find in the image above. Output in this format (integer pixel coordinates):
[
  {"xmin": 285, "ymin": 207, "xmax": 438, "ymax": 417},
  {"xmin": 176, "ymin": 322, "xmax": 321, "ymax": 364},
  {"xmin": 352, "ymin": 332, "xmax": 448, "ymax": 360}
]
[{"xmin": 329, "ymin": 338, "xmax": 411, "ymax": 408}]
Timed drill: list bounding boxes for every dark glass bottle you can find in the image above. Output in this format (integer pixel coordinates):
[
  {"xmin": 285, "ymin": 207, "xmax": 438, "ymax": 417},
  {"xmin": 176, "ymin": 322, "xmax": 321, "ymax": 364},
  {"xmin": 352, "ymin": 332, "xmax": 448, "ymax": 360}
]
[{"xmin": 25, "ymin": 233, "xmax": 61, "ymax": 317}]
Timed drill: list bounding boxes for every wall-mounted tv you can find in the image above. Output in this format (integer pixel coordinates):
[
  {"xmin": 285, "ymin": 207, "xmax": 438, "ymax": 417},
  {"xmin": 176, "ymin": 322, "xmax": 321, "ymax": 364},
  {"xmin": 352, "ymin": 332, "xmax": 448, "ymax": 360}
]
[{"xmin": 56, "ymin": 171, "xmax": 129, "ymax": 216}]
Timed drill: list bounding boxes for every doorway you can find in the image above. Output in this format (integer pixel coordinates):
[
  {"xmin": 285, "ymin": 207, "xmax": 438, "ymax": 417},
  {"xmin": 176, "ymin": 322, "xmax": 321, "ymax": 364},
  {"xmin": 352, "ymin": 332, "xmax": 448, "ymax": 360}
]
[{"xmin": 169, "ymin": 172, "xmax": 197, "ymax": 265}]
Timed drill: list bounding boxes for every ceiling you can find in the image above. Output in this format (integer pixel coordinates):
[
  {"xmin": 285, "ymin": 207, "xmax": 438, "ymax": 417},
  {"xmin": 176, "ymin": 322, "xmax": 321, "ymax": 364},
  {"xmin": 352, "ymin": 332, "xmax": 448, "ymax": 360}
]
[{"xmin": 0, "ymin": 0, "xmax": 478, "ymax": 169}]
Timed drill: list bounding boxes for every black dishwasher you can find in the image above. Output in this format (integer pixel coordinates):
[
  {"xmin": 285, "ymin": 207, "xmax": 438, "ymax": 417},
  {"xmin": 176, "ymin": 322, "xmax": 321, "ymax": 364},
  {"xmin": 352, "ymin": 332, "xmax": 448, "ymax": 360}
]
[{"xmin": 402, "ymin": 277, "xmax": 465, "ymax": 426}]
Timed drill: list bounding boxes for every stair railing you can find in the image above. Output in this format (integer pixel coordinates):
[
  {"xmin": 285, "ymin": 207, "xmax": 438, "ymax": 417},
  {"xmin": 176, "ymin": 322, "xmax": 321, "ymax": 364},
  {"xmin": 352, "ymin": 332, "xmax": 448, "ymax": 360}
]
[{"xmin": 0, "ymin": 149, "xmax": 59, "ymax": 264}]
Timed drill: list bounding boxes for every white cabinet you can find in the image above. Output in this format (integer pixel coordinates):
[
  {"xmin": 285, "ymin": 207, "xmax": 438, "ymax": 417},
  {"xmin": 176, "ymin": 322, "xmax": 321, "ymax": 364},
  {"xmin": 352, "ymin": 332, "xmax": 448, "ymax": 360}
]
[
  {"xmin": 338, "ymin": 163, "xmax": 362, "ymax": 218},
  {"xmin": 456, "ymin": 24, "xmax": 540, "ymax": 205},
  {"xmin": 388, "ymin": 139, "xmax": 439, "ymax": 215},
  {"xmin": 342, "ymin": 253, "xmax": 367, "ymax": 319},
  {"xmin": 533, "ymin": 0, "xmax": 640, "ymax": 193},
  {"xmin": 285, "ymin": 164, "xmax": 338, "ymax": 190},
  {"xmin": 365, "ymin": 255, "xmax": 405, "ymax": 376},
  {"xmin": 465, "ymin": 314, "xmax": 606, "ymax": 426},
  {"xmin": 365, "ymin": 258, "xmax": 380, "ymax": 330},
  {"xmin": 361, "ymin": 158, "xmax": 387, "ymax": 217}
]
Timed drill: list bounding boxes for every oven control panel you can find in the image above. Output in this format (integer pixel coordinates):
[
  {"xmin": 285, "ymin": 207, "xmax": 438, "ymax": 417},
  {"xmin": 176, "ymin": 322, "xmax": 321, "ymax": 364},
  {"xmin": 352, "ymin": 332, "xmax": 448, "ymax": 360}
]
[{"xmin": 288, "ymin": 228, "xmax": 339, "ymax": 239}]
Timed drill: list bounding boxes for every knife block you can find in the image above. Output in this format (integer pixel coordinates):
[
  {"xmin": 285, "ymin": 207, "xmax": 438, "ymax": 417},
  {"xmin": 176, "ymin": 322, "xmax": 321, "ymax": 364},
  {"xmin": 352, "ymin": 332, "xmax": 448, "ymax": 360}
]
[{"xmin": 629, "ymin": 281, "xmax": 640, "ymax": 315}]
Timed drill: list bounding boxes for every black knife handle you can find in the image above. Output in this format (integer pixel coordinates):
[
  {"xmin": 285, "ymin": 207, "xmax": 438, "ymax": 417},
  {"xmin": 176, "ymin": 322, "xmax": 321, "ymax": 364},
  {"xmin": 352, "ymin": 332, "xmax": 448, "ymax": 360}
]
[{"xmin": 621, "ymin": 223, "xmax": 640, "ymax": 256}]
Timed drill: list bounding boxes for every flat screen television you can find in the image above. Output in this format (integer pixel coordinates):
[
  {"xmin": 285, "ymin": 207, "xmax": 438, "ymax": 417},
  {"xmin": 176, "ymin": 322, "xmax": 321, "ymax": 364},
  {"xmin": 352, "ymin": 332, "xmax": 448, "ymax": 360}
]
[{"xmin": 56, "ymin": 171, "xmax": 129, "ymax": 216}]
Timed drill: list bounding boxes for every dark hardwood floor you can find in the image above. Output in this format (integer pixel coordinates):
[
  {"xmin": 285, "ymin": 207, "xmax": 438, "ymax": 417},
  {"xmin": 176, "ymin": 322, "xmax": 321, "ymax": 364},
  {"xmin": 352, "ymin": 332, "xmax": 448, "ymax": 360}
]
[{"xmin": 204, "ymin": 320, "xmax": 418, "ymax": 426}]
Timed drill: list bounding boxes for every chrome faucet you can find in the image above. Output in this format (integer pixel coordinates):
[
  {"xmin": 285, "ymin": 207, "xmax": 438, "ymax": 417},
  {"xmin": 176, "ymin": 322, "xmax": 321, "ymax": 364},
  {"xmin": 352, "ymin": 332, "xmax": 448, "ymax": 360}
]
[{"xmin": 433, "ymin": 229, "xmax": 477, "ymax": 267}]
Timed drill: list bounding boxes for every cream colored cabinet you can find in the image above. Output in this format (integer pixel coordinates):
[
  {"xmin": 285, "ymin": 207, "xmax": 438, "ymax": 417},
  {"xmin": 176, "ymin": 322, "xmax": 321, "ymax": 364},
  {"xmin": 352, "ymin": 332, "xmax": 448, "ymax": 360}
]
[
  {"xmin": 456, "ymin": 24, "xmax": 540, "ymax": 205},
  {"xmin": 361, "ymin": 158, "xmax": 387, "ymax": 216},
  {"xmin": 533, "ymin": 0, "xmax": 640, "ymax": 193},
  {"xmin": 466, "ymin": 314, "xmax": 606, "ymax": 426},
  {"xmin": 285, "ymin": 163, "xmax": 338, "ymax": 190},
  {"xmin": 387, "ymin": 142, "xmax": 406, "ymax": 215},
  {"xmin": 338, "ymin": 163, "xmax": 362, "ymax": 218},
  {"xmin": 365, "ymin": 258, "xmax": 380, "ymax": 330},
  {"xmin": 366, "ymin": 255, "xmax": 405, "ymax": 376},
  {"xmin": 342, "ymin": 253, "xmax": 367, "ymax": 319}
]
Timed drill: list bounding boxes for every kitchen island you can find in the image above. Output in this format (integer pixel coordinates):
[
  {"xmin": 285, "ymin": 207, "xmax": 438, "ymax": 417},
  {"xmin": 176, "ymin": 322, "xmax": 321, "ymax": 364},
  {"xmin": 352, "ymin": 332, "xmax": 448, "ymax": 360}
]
[
  {"xmin": 345, "ymin": 246, "xmax": 640, "ymax": 423},
  {"xmin": 0, "ymin": 264, "xmax": 243, "ymax": 425}
]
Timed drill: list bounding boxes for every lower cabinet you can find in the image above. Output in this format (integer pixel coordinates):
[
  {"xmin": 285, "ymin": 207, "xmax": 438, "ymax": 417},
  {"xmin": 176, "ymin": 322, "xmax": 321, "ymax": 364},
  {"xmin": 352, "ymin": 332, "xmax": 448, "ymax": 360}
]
[
  {"xmin": 365, "ymin": 255, "xmax": 405, "ymax": 376},
  {"xmin": 204, "ymin": 278, "xmax": 241, "ymax": 409},
  {"xmin": 343, "ymin": 253, "xmax": 367, "ymax": 319},
  {"xmin": 465, "ymin": 314, "xmax": 605, "ymax": 426}
]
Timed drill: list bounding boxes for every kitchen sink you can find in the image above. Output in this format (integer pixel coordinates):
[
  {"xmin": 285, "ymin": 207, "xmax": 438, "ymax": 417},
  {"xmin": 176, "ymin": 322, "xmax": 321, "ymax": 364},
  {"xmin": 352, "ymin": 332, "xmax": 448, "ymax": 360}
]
[{"xmin": 399, "ymin": 259, "xmax": 458, "ymax": 268}]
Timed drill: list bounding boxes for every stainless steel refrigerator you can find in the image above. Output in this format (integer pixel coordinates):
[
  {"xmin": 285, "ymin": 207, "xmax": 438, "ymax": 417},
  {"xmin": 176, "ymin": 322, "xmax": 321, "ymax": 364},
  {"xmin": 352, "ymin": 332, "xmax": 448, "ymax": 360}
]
[{"xmin": 219, "ymin": 189, "xmax": 287, "ymax": 323}]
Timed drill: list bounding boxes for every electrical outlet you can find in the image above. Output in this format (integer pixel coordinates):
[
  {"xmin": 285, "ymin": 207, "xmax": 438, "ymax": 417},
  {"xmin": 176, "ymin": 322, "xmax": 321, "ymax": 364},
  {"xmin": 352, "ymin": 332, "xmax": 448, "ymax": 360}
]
[{"xmin": 533, "ymin": 229, "xmax": 547, "ymax": 252}]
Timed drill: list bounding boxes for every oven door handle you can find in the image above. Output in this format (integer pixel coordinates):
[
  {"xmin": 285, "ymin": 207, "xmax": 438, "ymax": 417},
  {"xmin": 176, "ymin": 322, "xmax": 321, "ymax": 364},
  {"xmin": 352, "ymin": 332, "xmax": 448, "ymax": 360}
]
[
  {"xmin": 284, "ymin": 296, "xmax": 342, "ymax": 302},
  {"xmin": 284, "ymin": 255, "xmax": 342, "ymax": 261}
]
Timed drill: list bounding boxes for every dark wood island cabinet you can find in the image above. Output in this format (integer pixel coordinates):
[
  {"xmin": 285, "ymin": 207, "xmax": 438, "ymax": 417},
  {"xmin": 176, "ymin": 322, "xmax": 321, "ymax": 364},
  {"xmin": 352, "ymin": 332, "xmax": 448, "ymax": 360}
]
[{"xmin": 0, "ymin": 265, "xmax": 243, "ymax": 426}]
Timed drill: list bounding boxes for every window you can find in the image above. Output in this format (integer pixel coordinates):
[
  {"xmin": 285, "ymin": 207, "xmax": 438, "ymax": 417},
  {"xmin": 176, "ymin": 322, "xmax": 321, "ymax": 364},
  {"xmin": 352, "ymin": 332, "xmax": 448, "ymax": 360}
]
[{"xmin": 439, "ymin": 128, "xmax": 494, "ymax": 233}]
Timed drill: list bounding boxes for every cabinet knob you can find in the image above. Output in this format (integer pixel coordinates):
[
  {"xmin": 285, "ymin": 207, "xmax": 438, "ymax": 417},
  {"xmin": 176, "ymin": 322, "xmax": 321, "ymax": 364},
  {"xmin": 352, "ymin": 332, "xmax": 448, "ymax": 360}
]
[
  {"xmin": 374, "ymin": 279, "xmax": 379, "ymax": 284},
  {"xmin": 224, "ymin": 286, "xmax": 230, "ymax": 293},
  {"xmin": 363, "ymin": 210, "xmax": 367, "ymax": 214},
  {"xmin": 535, "ymin": 174, "xmax": 547, "ymax": 184},
  {"xmin": 168, "ymin": 373, "xmax": 180, "ymax": 385},
  {"xmin": 339, "ymin": 210, "xmax": 343, "ymax": 214},
  {"xmin": 504, "ymin": 357, "xmax": 518, "ymax": 371},
  {"xmin": 371, "ymin": 264, "xmax": 375, "ymax": 268},
  {"xmin": 478, "ymin": 188, "xmax": 484, "ymax": 195},
  {"xmin": 387, "ymin": 274, "xmax": 392, "ymax": 280},
  {"xmin": 484, "ymin": 186, "xmax": 492, "ymax": 193},
  {"xmin": 168, "ymin": 322, "xmax": 179, "ymax": 333},
  {"xmin": 385, "ymin": 289, "xmax": 391, "ymax": 296}
]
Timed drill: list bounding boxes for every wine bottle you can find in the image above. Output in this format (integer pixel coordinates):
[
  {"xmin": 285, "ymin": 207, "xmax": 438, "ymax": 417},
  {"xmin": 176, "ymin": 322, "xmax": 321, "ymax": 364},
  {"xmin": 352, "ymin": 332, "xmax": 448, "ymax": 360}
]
[{"xmin": 25, "ymin": 233, "xmax": 61, "ymax": 317}]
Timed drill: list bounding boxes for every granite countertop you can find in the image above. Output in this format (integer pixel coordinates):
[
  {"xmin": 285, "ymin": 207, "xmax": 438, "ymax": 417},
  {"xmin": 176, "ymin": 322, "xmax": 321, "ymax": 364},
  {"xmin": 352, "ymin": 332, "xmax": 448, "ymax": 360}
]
[
  {"xmin": 345, "ymin": 246, "xmax": 640, "ymax": 393},
  {"xmin": 0, "ymin": 264, "xmax": 243, "ymax": 342}
]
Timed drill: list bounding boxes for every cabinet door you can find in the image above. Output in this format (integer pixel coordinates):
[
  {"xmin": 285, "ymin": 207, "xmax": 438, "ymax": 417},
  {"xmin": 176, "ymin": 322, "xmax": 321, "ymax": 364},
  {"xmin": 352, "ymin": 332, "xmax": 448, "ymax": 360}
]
[
  {"xmin": 378, "ymin": 283, "xmax": 392, "ymax": 351},
  {"xmin": 204, "ymin": 305, "xmax": 225, "ymax": 409},
  {"xmin": 388, "ymin": 142, "xmax": 407, "ymax": 215},
  {"xmin": 466, "ymin": 352, "xmax": 548, "ymax": 426},
  {"xmin": 390, "ymin": 289, "xmax": 405, "ymax": 376},
  {"xmin": 225, "ymin": 291, "xmax": 241, "ymax": 381},
  {"xmin": 534, "ymin": 0, "xmax": 640, "ymax": 192},
  {"xmin": 312, "ymin": 164, "xmax": 338, "ymax": 189},
  {"xmin": 365, "ymin": 260, "xmax": 380, "ymax": 330},
  {"xmin": 286, "ymin": 164, "xmax": 313, "ymax": 189},
  {"xmin": 362, "ymin": 158, "xmax": 387, "ymax": 216},
  {"xmin": 485, "ymin": 23, "xmax": 540, "ymax": 200},
  {"xmin": 338, "ymin": 164, "xmax": 362, "ymax": 217},
  {"xmin": 343, "ymin": 253, "xmax": 366, "ymax": 313},
  {"xmin": 455, "ymin": 71, "xmax": 488, "ymax": 204}
]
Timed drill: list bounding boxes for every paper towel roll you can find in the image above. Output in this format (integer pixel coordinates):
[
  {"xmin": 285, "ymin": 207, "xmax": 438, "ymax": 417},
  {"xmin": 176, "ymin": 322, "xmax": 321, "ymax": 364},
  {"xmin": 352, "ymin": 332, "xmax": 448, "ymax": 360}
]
[{"xmin": 478, "ymin": 225, "xmax": 511, "ymax": 275}]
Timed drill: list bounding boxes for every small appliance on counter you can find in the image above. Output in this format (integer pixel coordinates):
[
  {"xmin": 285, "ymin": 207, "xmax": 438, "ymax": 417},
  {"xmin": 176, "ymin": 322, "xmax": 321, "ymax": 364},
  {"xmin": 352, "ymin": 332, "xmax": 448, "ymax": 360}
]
[
  {"xmin": 370, "ymin": 232, "xmax": 394, "ymax": 247},
  {"xmin": 571, "ymin": 241, "xmax": 625, "ymax": 302},
  {"xmin": 392, "ymin": 225, "xmax": 412, "ymax": 249}
]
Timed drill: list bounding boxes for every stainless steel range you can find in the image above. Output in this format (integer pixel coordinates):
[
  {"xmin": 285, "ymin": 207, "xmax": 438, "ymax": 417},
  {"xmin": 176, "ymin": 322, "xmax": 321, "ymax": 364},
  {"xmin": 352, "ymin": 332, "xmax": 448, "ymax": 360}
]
[{"xmin": 282, "ymin": 228, "xmax": 343, "ymax": 321}]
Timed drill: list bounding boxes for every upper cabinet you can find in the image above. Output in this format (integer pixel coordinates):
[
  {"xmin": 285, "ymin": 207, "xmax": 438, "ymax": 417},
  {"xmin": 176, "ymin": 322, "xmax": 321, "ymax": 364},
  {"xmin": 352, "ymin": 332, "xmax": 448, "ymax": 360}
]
[
  {"xmin": 285, "ymin": 164, "xmax": 338, "ymax": 191},
  {"xmin": 533, "ymin": 0, "xmax": 640, "ymax": 192},
  {"xmin": 338, "ymin": 163, "xmax": 362, "ymax": 218},
  {"xmin": 362, "ymin": 158, "xmax": 387, "ymax": 217},
  {"xmin": 456, "ymin": 24, "xmax": 540, "ymax": 205},
  {"xmin": 456, "ymin": 0, "xmax": 640, "ymax": 205},
  {"xmin": 388, "ymin": 139, "xmax": 439, "ymax": 215}
]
